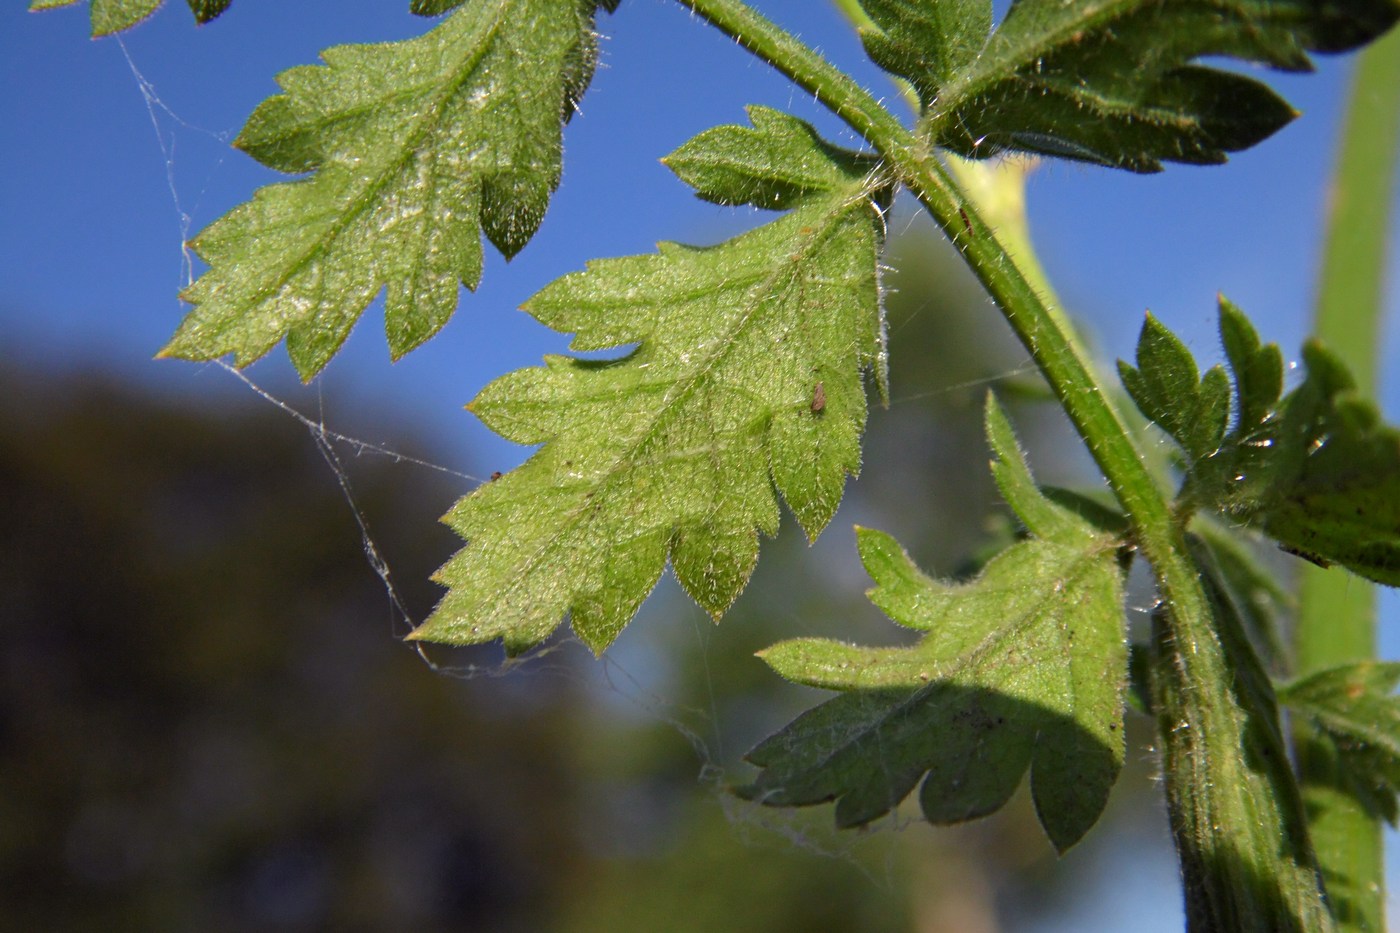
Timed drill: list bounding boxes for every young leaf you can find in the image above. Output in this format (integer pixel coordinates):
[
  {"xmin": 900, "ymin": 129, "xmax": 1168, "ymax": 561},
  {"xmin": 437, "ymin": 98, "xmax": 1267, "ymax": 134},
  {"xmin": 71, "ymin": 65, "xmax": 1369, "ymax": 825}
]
[
  {"xmin": 1120, "ymin": 300, "xmax": 1400, "ymax": 585},
  {"xmin": 663, "ymin": 105, "xmax": 881, "ymax": 211},
  {"xmin": 410, "ymin": 113, "xmax": 890, "ymax": 655},
  {"xmin": 1218, "ymin": 295, "xmax": 1284, "ymax": 438},
  {"xmin": 1232, "ymin": 341, "xmax": 1400, "ymax": 585},
  {"xmin": 856, "ymin": 0, "xmax": 1400, "ymax": 171},
  {"xmin": 1117, "ymin": 312, "xmax": 1230, "ymax": 463},
  {"xmin": 160, "ymin": 0, "xmax": 612, "ymax": 379},
  {"xmin": 743, "ymin": 397, "xmax": 1127, "ymax": 852},
  {"xmin": 1279, "ymin": 662, "xmax": 1400, "ymax": 823}
]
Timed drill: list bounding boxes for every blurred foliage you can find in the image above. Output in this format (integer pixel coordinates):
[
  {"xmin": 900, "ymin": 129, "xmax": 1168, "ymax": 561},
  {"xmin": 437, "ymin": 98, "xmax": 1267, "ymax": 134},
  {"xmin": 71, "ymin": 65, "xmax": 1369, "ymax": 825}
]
[
  {"xmin": 0, "ymin": 361, "xmax": 911, "ymax": 930},
  {"xmin": 0, "ymin": 221, "xmax": 1165, "ymax": 932}
]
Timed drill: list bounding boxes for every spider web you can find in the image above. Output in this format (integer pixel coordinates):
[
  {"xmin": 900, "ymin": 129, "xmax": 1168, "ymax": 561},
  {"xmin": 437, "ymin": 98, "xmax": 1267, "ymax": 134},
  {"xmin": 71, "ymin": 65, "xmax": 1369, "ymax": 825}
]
[{"xmin": 104, "ymin": 23, "xmax": 1150, "ymax": 918}]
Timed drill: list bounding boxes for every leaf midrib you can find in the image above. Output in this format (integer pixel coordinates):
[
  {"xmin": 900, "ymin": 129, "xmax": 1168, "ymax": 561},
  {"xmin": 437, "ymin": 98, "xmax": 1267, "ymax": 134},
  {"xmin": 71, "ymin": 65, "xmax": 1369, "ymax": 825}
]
[
  {"xmin": 783, "ymin": 539, "xmax": 1113, "ymax": 779},
  {"xmin": 469, "ymin": 190, "xmax": 878, "ymax": 629},
  {"xmin": 928, "ymin": 0, "xmax": 1191, "ymax": 133},
  {"xmin": 193, "ymin": 1, "xmax": 518, "ymax": 341}
]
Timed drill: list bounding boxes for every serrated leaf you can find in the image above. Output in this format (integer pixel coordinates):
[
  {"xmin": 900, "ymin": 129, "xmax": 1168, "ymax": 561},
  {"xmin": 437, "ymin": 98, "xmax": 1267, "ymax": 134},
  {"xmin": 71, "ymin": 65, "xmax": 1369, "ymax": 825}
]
[
  {"xmin": 1118, "ymin": 312, "xmax": 1229, "ymax": 462},
  {"xmin": 411, "ymin": 123, "xmax": 889, "ymax": 655},
  {"xmin": 90, "ymin": 0, "xmax": 160, "ymax": 34},
  {"xmin": 187, "ymin": 0, "xmax": 229, "ymax": 24},
  {"xmin": 31, "ymin": 0, "xmax": 162, "ymax": 35},
  {"xmin": 1135, "ymin": 301, "xmax": 1400, "ymax": 584},
  {"xmin": 160, "ymin": 0, "xmax": 610, "ymax": 379},
  {"xmin": 30, "ymin": 0, "xmax": 230, "ymax": 32},
  {"xmin": 853, "ymin": 0, "xmax": 990, "ymax": 103},
  {"xmin": 1233, "ymin": 341, "xmax": 1400, "ymax": 585},
  {"xmin": 1219, "ymin": 295, "xmax": 1283, "ymax": 437},
  {"xmin": 1279, "ymin": 661, "xmax": 1400, "ymax": 822},
  {"xmin": 743, "ymin": 406, "xmax": 1127, "ymax": 851},
  {"xmin": 663, "ymin": 105, "xmax": 881, "ymax": 211},
  {"xmin": 863, "ymin": 0, "xmax": 1400, "ymax": 171}
]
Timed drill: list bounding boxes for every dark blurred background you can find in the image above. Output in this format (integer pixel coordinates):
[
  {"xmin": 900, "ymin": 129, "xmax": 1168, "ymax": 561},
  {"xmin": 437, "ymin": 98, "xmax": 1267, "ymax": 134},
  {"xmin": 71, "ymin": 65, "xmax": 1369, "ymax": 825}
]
[
  {"xmin": 0, "ymin": 227, "xmax": 1180, "ymax": 932},
  {"xmin": 15, "ymin": 2, "xmax": 1388, "ymax": 926}
]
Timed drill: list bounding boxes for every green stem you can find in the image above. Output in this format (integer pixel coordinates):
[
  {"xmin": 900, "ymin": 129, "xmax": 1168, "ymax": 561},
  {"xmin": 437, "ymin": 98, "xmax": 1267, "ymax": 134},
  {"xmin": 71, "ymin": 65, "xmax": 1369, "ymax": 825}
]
[
  {"xmin": 828, "ymin": 0, "xmax": 1070, "ymax": 330},
  {"xmin": 1293, "ymin": 25, "xmax": 1400, "ymax": 932},
  {"xmin": 676, "ymin": 0, "xmax": 1332, "ymax": 926}
]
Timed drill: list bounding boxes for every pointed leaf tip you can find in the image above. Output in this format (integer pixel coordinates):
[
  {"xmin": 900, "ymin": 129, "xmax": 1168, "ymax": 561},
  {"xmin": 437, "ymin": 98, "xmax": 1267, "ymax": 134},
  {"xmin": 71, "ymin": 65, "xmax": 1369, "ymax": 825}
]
[
  {"xmin": 751, "ymin": 414, "xmax": 1127, "ymax": 844},
  {"xmin": 985, "ymin": 393, "xmax": 1091, "ymax": 541},
  {"xmin": 31, "ymin": 0, "xmax": 233, "ymax": 35},
  {"xmin": 664, "ymin": 105, "xmax": 885, "ymax": 210},
  {"xmin": 1138, "ymin": 298, "xmax": 1400, "ymax": 585},
  {"xmin": 420, "ymin": 146, "xmax": 889, "ymax": 654},
  {"xmin": 747, "ymin": 518, "xmax": 1127, "ymax": 846},
  {"xmin": 864, "ymin": 0, "xmax": 1400, "ymax": 170},
  {"xmin": 1120, "ymin": 310, "xmax": 1233, "ymax": 463},
  {"xmin": 165, "ymin": 0, "xmax": 608, "ymax": 377}
]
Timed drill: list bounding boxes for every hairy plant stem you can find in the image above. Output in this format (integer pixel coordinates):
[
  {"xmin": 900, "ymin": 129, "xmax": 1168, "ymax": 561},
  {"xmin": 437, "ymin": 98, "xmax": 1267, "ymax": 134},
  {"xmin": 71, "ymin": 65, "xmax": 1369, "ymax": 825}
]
[
  {"xmin": 676, "ymin": 0, "xmax": 1334, "ymax": 926},
  {"xmin": 1293, "ymin": 25, "xmax": 1400, "ymax": 932}
]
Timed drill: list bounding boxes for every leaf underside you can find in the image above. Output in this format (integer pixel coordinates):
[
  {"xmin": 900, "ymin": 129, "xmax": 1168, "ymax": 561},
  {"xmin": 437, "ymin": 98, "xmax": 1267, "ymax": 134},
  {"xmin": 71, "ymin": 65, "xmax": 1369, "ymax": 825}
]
[
  {"xmin": 31, "ymin": 0, "xmax": 541, "ymax": 35},
  {"xmin": 30, "ymin": 0, "xmax": 231, "ymax": 33},
  {"xmin": 743, "ymin": 397, "xmax": 1127, "ymax": 852},
  {"xmin": 160, "ymin": 0, "xmax": 612, "ymax": 379},
  {"xmin": 857, "ymin": 0, "xmax": 1400, "ymax": 171},
  {"xmin": 412, "ymin": 108, "xmax": 890, "ymax": 656}
]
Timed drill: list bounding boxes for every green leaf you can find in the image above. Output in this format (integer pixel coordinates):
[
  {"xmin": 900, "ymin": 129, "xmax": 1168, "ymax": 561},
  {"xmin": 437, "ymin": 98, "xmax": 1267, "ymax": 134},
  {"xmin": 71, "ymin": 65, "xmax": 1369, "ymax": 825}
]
[
  {"xmin": 1279, "ymin": 662, "xmax": 1400, "ymax": 823},
  {"xmin": 743, "ymin": 398, "xmax": 1127, "ymax": 851},
  {"xmin": 91, "ymin": 0, "xmax": 160, "ymax": 34},
  {"xmin": 1039, "ymin": 486, "xmax": 1130, "ymax": 537},
  {"xmin": 410, "ymin": 115, "xmax": 889, "ymax": 654},
  {"xmin": 30, "ymin": 0, "xmax": 231, "ymax": 32},
  {"xmin": 1118, "ymin": 312, "xmax": 1230, "ymax": 463},
  {"xmin": 407, "ymin": 0, "xmax": 621, "ymax": 15},
  {"xmin": 852, "ymin": 0, "xmax": 990, "ymax": 104},
  {"xmin": 410, "ymin": 0, "xmax": 466, "ymax": 14},
  {"xmin": 186, "ymin": 0, "xmax": 229, "ymax": 24},
  {"xmin": 861, "ymin": 0, "xmax": 1400, "ymax": 171},
  {"xmin": 160, "ymin": 0, "xmax": 611, "ymax": 379},
  {"xmin": 1190, "ymin": 521, "xmax": 1291, "ymax": 668},
  {"xmin": 31, "ymin": 0, "xmax": 162, "ymax": 35},
  {"xmin": 987, "ymin": 394, "xmax": 1103, "ymax": 543},
  {"xmin": 663, "ymin": 105, "xmax": 881, "ymax": 211},
  {"xmin": 1120, "ymin": 300, "xmax": 1400, "ymax": 585},
  {"xmin": 1218, "ymin": 295, "xmax": 1284, "ymax": 438},
  {"xmin": 1233, "ymin": 341, "xmax": 1400, "ymax": 585}
]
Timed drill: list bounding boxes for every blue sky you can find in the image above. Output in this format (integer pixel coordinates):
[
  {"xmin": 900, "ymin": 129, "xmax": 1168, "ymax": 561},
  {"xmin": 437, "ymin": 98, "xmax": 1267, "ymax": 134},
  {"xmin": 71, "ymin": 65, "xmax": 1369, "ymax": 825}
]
[
  {"xmin": 7, "ymin": 0, "xmax": 1396, "ymax": 468},
  {"xmin": 5, "ymin": 2, "xmax": 1400, "ymax": 927}
]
